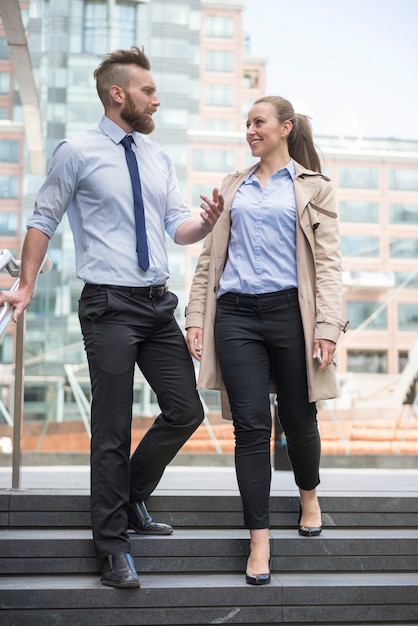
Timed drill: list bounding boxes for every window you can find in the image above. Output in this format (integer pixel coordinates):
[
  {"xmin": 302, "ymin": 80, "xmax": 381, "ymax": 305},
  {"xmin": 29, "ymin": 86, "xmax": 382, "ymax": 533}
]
[
  {"xmin": 83, "ymin": 1, "xmax": 107, "ymax": 55},
  {"xmin": 339, "ymin": 201, "xmax": 379, "ymax": 223},
  {"xmin": 398, "ymin": 303, "xmax": 418, "ymax": 331},
  {"xmin": 390, "ymin": 238, "xmax": 418, "ymax": 258},
  {"xmin": 115, "ymin": 2, "xmax": 137, "ymax": 49},
  {"xmin": 346, "ymin": 301, "xmax": 387, "ymax": 330},
  {"xmin": 205, "ymin": 15, "xmax": 235, "ymax": 38},
  {"xmin": 339, "ymin": 167, "xmax": 379, "ymax": 189},
  {"xmin": 152, "ymin": 3, "xmax": 189, "ymax": 25},
  {"xmin": 0, "ymin": 176, "xmax": 18, "ymax": 199},
  {"xmin": 394, "ymin": 272, "xmax": 418, "ymax": 288},
  {"xmin": 0, "ymin": 334, "xmax": 13, "ymax": 364},
  {"xmin": 0, "ymin": 213, "xmax": 18, "ymax": 236},
  {"xmin": 193, "ymin": 149, "xmax": 235, "ymax": 172},
  {"xmin": 151, "ymin": 38, "xmax": 190, "ymax": 60},
  {"xmin": 0, "ymin": 72, "xmax": 10, "ymax": 94},
  {"xmin": 389, "ymin": 169, "xmax": 418, "ymax": 191},
  {"xmin": 0, "ymin": 140, "xmax": 19, "ymax": 163},
  {"xmin": 347, "ymin": 351, "xmax": 387, "ymax": 373},
  {"xmin": 399, "ymin": 351, "xmax": 409, "ymax": 373},
  {"xmin": 0, "ymin": 37, "xmax": 9, "ymax": 60},
  {"xmin": 205, "ymin": 50, "xmax": 234, "ymax": 72},
  {"xmin": 243, "ymin": 70, "xmax": 259, "ymax": 89},
  {"xmin": 204, "ymin": 84, "xmax": 234, "ymax": 107},
  {"xmin": 341, "ymin": 235, "xmax": 379, "ymax": 257},
  {"xmin": 389, "ymin": 204, "xmax": 418, "ymax": 224}
]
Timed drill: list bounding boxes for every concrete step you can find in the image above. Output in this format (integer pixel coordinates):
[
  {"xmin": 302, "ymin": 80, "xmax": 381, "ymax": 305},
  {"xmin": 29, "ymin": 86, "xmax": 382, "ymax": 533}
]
[
  {"xmin": 1, "ymin": 527, "xmax": 418, "ymax": 575},
  {"xmin": 2, "ymin": 491, "xmax": 418, "ymax": 529},
  {"xmin": 1, "ymin": 572, "xmax": 417, "ymax": 626}
]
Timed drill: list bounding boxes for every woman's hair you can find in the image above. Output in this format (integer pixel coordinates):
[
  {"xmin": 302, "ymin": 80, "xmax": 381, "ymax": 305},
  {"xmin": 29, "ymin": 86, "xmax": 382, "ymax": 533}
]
[
  {"xmin": 93, "ymin": 46, "xmax": 151, "ymax": 107},
  {"xmin": 254, "ymin": 95, "xmax": 322, "ymax": 173}
]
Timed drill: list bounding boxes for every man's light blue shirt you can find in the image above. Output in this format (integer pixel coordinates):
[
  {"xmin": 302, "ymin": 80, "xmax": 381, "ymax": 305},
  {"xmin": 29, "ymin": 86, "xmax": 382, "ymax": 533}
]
[
  {"xmin": 218, "ymin": 161, "xmax": 298, "ymax": 297},
  {"xmin": 27, "ymin": 116, "xmax": 192, "ymax": 286}
]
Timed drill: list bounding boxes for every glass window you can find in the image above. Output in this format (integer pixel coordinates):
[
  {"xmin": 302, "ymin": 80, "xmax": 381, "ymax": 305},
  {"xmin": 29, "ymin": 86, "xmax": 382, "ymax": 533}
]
[
  {"xmin": 243, "ymin": 70, "xmax": 260, "ymax": 89},
  {"xmin": 347, "ymin": 351, "xmax": 387, "ymax": 373},
  {"xmin": 0, "ymin": 72, "xmax": 10, "ymax": 94},
  {"xmin": 339, "ymin": 167, "xmax": 379, "ymax": 189},
  {"xmin": 152, "ymin": 3, "xmax": 189, "ymax": 25},
  {"xmin": 389, "ymin": 203, "xmax": 418, "ymax": 224},
  {"xmin": 346, "ymin": 301, "xmax": 387, "ymax": 330},
  {"xmin": 0, "ymin": 37, "xmax": 9, "ymax": 60},
  {"xmin": 399, "ymin": 351, "xmax": 409, "ymax": 373},
  {"xmin": 193, "ymin": 149, "xmax": 235, "ymax": 172},
  {"xmin": 339, "ymin": 201, "xmax": 379, "ymax": 223},
  {"xmin": 394, "ymin": 272, "xmax": 418, "ymax": 288},
  {"xmin": 0, "ymin": 213, "xmax": 18, "ymax": 236},
  {"xmin": 204, "ymin": 84, "xmax": 234, "ymax": 107},
  {"xmin": 341, "ymin": 235, "xmax": 379, "ymax": 257},
  {"xmin": 398, "ymin": 303, "xmax": 418, "ymax": 331},
  {"xmin": 0, "ymin": 107, "xmax": 8, "ymax": 120},
  {"xmin": 389, "ymin": 169, "xmax": 418, "ymax": 191},
  {"xmin": 390, "ymin": 238, "xmax": 418, "ymax": 258},
  {"xmin": 115, "ymin": 2, "xmax": 136, "ymax": 49},
  {"xmin": 83, "ymin": 1, "xmax": 107, "ymax": 55},
  {"xmin": 152, "ymin": 71, "xmax": 190, "ymax": 94},
  {"xmin": 0, "ymin": 140, "xmax": 20, "ymax": 162},
  {"xmin": 205, "ymin": 15, "xmax": 235, "ymax": 38},
  {"xmin": 205, "ymin": 50, "xmax": 234, "ymax": 72},
  {"xmin": 0, "ymin": 334, "xmax": 13, "ymax": 364},
  {"xmin": 151, "ymin": 38, "xmax": 190, "ymax": 60},
  {"xmin": 0, "ymin": 176, "xmax": 18, "ymax": 199}
]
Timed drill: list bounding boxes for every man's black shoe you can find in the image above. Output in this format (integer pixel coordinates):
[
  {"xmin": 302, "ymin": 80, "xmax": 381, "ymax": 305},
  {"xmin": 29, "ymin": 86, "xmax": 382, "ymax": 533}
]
[
  {"xmin": 101, "ymin": 552, "xmax": 140, "ymax": 588},
  {"xmin": 128, "ymin": 501, "xmax": 173, "ymax": 535}
]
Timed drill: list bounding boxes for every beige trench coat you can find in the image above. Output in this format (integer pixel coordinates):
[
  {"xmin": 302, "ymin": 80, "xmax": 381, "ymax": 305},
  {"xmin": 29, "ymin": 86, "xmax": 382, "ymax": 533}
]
[{"xmin": 185, "ymin": 160, "xmax": 348, "ymax": 419}]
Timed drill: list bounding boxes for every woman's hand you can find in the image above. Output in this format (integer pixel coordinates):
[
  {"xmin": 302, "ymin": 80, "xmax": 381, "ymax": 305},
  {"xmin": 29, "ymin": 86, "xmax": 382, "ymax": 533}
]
[
  {"xmin": 186, "ymin": 327, "xmax": 203, "ymax": 361},
  {"xmin": 313, "ymin": 339, "xmax": 336, "ymax": 372}
]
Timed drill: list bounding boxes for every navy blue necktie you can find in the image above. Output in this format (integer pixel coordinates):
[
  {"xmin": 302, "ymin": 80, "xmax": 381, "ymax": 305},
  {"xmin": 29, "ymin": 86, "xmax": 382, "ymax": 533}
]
[{"xmin": 120, "ymin": 135, "xmax": 149, "ymax": 271}]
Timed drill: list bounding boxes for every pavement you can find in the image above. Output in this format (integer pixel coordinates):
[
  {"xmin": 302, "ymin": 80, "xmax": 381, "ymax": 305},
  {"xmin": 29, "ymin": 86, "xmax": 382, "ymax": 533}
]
[{"xmin": 0, "ymin": 464, "xmax": 417, "ymax": 495}]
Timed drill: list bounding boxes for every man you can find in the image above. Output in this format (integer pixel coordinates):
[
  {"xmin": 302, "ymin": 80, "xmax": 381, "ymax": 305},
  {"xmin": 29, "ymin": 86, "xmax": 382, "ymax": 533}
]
[{"xmin": 0, "ymin": 46, "xmax": 223, "ymax": 588}]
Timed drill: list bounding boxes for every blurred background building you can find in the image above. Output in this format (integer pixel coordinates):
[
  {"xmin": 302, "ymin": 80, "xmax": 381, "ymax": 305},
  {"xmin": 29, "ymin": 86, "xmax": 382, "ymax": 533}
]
[{"xmin": 0, "ymin": 0, "xmax": 417, "ymax": 455}]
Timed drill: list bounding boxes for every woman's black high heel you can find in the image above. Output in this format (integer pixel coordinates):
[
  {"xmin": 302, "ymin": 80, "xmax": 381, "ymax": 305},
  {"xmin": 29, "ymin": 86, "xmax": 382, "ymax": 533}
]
[
  {"xmin": 297, "ymin": 504, "xmax": 322, "ymax": 537},
  {"xmin": 245, "ymin": 571, "xmax": 271, "ymax": 585}
]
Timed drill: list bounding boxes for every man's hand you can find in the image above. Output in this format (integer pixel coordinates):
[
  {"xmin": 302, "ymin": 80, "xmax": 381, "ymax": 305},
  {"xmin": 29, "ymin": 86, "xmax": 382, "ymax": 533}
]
[
  {"xmin": 175, "ymin": 188, "xmax": 224, "ymax": 245},
  {"xmin": 199, "ymin": 187, "xmax": 224, "ymax": 231},
  {"xmin": 0, "ymin": 286, "xmax": 33, "ymax": 323}
]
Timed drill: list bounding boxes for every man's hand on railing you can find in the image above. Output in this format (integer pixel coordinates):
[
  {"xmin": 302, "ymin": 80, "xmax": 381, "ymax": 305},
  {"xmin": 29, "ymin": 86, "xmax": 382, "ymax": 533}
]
[
  {"xmin": 0, "ymin": 285, "xmax": 34, "ymax": 324},
  {"xmin": 0, "ymin": 237, "xmax": 52, "ymax": 336}
]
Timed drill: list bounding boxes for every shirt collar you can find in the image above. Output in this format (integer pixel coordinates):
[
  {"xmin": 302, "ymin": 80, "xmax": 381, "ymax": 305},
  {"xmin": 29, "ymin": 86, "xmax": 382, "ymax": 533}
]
[
  {"xmin": 99, "ymin": 115, "xmax": 141, "ymax": 146},
  {"xmin": 244, "ymin": 159, "xmax": 295, "ymax": 184}
]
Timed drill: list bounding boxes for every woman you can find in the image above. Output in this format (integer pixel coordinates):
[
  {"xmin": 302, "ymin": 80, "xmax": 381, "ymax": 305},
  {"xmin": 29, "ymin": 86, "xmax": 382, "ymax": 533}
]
[{"xmin": 185, "ymin": 96, "xmax": 348, "ymax": 585}]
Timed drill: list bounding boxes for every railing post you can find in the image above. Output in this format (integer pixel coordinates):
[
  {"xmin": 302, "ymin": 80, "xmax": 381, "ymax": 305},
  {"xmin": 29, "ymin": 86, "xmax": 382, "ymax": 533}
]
[{"xmin": 12, "ymin": 310, "xmax": 26, "ymax": 489}]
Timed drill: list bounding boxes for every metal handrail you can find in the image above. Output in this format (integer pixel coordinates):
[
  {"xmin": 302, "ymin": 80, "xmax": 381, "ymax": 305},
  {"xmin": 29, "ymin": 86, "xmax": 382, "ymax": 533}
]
[{"xmin": 0, "ymin": 249, "xmax": 52, "ymax": 488}]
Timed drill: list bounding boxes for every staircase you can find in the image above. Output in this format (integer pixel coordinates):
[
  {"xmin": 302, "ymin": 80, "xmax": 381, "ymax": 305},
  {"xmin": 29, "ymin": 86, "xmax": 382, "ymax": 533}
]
[{"xmin": 1, "ymin": 476, "xmax": 417, "ymax": 625}]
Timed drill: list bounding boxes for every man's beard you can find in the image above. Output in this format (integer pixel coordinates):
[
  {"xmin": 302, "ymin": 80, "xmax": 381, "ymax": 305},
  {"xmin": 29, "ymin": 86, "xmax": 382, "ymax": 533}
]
[{"xmin": 120, "ymin": 92, "xmax": 155, "ymax": 134}]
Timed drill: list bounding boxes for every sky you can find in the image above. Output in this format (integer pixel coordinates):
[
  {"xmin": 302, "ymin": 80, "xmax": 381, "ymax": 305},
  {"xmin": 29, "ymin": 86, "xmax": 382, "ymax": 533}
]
[{"xmin": 242, "ymin": 0, "xmax": 418, "ymax": 140}]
